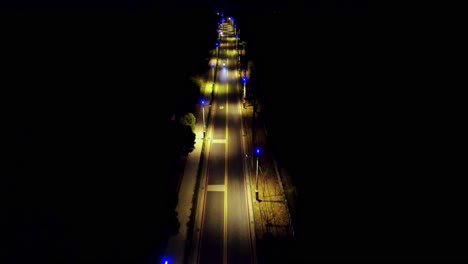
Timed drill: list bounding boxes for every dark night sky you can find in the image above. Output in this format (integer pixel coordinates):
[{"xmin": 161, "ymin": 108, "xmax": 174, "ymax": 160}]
[
  {"xmin": 239, "ymin": 3, "xmax": 466, "ymax": 262},
  {"xmin": 8, "ymin": 4, "xmax": 218, "ymax": 264},
  {"xmin": 8, "ymin": 0, "xmax": 466, "ymax": 263}
]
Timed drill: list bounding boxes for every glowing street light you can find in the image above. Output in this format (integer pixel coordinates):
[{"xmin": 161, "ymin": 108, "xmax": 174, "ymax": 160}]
[
  {"xmin": 201, "ymin": 99, "xmax": 206, "ymax": 138},
  {"xmin": 242, "ymin": 76, "xmax": 247, "ymax": 99},
  {"xmin": 255, "ymin": 147, "xmax": 261, "ymax": 201}
]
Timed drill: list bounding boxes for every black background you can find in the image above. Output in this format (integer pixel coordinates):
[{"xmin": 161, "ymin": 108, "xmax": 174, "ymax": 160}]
[
  {"xmin": 238, "ymin": 2, "xmax": 466, "ymax": 262},
  {"xmin": 8, "ymin": 4, "xmax": 217, "ymax": 263}
]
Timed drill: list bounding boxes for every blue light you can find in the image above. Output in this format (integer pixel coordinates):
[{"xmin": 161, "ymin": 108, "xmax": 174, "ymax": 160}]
[
  {"xmin": 216, "ymin": 42, "xmax": 219, "ymax": 47},
  {"xmin": 161, "ymin": 257, "xmax": 171, "ymax": 264},
  {"xmin": 255, "ymin": 148, "xmax": 261, "ymax": 155},
  {"xmin": 201, "ymin": 100, "xmax": 205, "ymax": 105},
  {"xmin": 242, "ymin": 77, "xmax": 246, "ymax": 82}
]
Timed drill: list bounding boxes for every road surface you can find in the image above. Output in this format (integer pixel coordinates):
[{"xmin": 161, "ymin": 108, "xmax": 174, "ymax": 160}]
[{"xmin": 191, "ymin": 20, "xmax": 256, "ymax": 264}]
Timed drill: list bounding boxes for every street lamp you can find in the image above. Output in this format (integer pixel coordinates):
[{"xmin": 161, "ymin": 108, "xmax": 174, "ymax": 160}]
[
  {"xmin": 242, "ymin": 75, "xmax": 247, "ymax": 108},
  {"xmin": 211, "ymin": 63, "xmax": 215, "ymax": 80},
  {"xmin": 255, "ymin": 147, "xmax": 261, "ymax": 201},
  {"xmin": 201, "ymin": 99, "xmax": 206, "ymax": 138},
  {"xmin": 242, "ymin": 76, "xmax": 247, "ymax": 99},
  {"xmin": 235, "ymin": 28, "xmax": 238, "ymax": 50}
]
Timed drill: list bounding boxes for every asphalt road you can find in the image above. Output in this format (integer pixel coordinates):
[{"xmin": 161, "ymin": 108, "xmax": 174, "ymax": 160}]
[{"xmin": 194, "ymin": 21, "xmax": 255, "ymax": 264}]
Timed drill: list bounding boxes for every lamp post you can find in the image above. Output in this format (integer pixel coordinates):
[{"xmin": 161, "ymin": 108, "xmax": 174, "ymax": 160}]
[
  {"xmin": 255, "ymin": 147, "xmax": 261, "ymax": 201},
  {"xmin": 242, "ymin": 75, "xmax": 247, "ymax": 108},
  {"xmin": 201, "ymin": 99, "xmax": 206, "ymax": 138},
  {"xmin": 242, "ymin": 76, "xmax": 247, "ymax": 99},
  {"xmin": 234, "ymin": 24, "xmax": 238, "ymax": 50},
  {"xmin": 211, "ymin": 63, "xmax": 215, "ymax": 80},
  {"xmin": 236, "ymin": 34, "xmax": 239, "ymax": 50}
]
